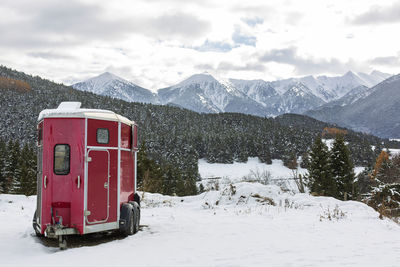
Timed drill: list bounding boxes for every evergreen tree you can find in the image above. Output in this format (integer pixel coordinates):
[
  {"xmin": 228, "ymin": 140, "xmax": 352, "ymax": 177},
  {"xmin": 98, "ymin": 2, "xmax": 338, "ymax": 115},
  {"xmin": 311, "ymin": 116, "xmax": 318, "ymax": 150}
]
[
  {"xmin": 0, "ymin": 139, "xmax": 5, "ymax": 193},
  {"xmin": 3, "ymin": 140, "xmax": 21, "ymax": 193},
  {"xmin": 18, "ymin": 144, "xmax": 37, "ymax": 195},
  {"xmin": 330, "ymin": 135, "xmax": 356, "ymax": 200},
  {"xmin": 307, "ymin": 136, "xmax": 337, "ymax": 197}
]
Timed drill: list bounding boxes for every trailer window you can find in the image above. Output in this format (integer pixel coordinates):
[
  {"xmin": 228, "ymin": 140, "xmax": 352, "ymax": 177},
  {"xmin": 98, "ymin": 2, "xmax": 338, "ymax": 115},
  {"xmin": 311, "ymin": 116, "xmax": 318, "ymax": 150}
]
[
  {"xmin": 97, "ymin": 128, "xmax": 109, "ymax": 144},
  {"xmin": 54, "ymin": 144, "xmax": 70, "ymax": 175},
  {"xmin": 37, "ymin": 127, "xmax": 42, "ymax": 147}
]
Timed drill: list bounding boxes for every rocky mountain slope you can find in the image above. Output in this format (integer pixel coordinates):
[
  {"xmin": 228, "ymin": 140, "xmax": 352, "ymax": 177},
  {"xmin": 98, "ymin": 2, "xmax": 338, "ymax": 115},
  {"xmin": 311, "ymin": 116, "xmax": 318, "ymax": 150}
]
[
  {"xmin": 306, "ymin": 74, "xmax": 400, "ymax": 138},
  {"xmin": 73, "ymin": 71, "xmax": 390, "ymax": 118},
  {"xmin": 73, "ymin": 72, "xmax": 159, "ymax": 104}
]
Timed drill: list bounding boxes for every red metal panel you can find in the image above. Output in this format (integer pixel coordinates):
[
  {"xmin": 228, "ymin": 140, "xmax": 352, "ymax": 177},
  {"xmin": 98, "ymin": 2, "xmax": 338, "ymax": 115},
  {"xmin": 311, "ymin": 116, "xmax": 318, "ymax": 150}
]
[
  {"xmin": 120, "ymin": 150, "xmax": 135, "ymax": 203},
  {"xmin": 121, "ymin": 123, "xmax": 131, "ymax": 149},
  {"xmin": 108, "ymin": 149, "xmax": 118, "ymax": 222},
  {"xmin": 87, "ymin": 119, "xmax": 118, "ymax": 147},
  {"xmin": 41, "ymin": 118, "xmax": 85, "ymax": 234},
  {"xmin": 87, "ymin": 150, "xmax": 109, "ymax": 223},
  {"xmin": 86, "ymin": 149, "xmax": 118, "ymax": 224}
]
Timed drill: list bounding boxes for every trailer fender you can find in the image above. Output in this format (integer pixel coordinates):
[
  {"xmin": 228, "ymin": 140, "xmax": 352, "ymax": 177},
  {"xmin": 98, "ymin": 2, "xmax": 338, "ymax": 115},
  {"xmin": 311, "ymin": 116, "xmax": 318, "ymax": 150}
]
[
  {"xmin": 133, "ymin": 193, "xmax": 141, "ymax": 207},
  {"xmin": 119, "ymin": 203, "xmax": 133, "ymax": 235}
]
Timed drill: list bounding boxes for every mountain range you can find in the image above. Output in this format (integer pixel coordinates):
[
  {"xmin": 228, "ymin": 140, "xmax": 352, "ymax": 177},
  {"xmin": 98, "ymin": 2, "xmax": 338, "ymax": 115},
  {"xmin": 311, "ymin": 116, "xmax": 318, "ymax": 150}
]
[
  {"xmin": 72, "ymin": 70, "xmax": 390, "ymax": 114},
  {"xmin": 72, "ymin": 70, "xmax": 399, "ymax": 137}
]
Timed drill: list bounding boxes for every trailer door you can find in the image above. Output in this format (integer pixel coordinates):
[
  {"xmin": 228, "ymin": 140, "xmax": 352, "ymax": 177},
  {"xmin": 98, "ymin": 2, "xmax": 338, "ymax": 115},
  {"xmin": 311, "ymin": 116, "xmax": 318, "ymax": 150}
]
[{"xmin": 86, "ymin": 149, "xmax": 110, "ymax": 224}]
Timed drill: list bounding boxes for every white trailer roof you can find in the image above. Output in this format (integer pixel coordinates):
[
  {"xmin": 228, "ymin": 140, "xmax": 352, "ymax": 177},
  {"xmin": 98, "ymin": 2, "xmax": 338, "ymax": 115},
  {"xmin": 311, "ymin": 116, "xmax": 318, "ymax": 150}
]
[{"xmin": 38, "ymin": 102, "xmax": 135, "ymax": 125}]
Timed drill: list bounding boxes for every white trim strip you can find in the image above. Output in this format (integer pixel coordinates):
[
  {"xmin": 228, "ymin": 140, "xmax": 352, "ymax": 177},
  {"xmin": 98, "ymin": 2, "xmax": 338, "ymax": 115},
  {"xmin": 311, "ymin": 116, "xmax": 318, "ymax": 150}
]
[
  {"xmin": 84, "ymin": 221, "xmax": 119, "ymax": 234},
  {"xmin": 87, "ymin": 146, "xmax": 131, "ymax": 152},
  {"xmin": 83, "ymin": 118, "xmax": 88, "ymax": 234},
  {"xmin": 87, "ymin": 145, "xmax": 118, "ymax": 150},
  {"xmin": 117, "ymin": 122, "xmax": 121, "ymax": 221},
  {"xmin": 134, "ymin": 151, "xmax": 137, "ymax": 193},
  {"xmin": 39, "ymin": 120, "xmax": 44, "ymax": 228}
]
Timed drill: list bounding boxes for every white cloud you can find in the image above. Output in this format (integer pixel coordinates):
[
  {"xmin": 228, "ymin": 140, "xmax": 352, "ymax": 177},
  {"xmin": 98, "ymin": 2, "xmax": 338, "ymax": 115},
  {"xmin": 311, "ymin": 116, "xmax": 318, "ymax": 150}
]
[{"xmin": 0, "ymin": 0, "xmax": 400, "ymax": 91}]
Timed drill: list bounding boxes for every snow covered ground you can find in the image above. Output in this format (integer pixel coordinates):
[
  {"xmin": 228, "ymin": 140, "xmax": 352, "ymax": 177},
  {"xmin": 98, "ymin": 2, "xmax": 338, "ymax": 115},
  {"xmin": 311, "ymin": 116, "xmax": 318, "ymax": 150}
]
[
  {"xmin": 199, "ymin": 157, "xmax": 307, "ymax": 181},
  {"xmin": 199, "ymin": 157, "xmax": 365, "ymax": 192},
  {"xmin": 1, "ymin": 183, "xmax": 400, "ymax": 267}
]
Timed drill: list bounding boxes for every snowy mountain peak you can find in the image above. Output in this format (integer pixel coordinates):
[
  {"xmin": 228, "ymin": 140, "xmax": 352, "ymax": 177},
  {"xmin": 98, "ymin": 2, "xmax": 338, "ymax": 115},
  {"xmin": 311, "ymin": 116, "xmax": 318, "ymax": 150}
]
[
  {"xmin": 72, "ymin": 72, "xmax": 159, "ymax": 104},
  {"xmin": 344, "ymin": 70, "xmax": 357, "ymax": 77},
  {"xmin": 73, "ymin": 69, "xmax": 394, "ymax": 118},
  {"xmin": 86, "ymin": 72, "xmax": 126, "ymax": 84},
  {"xmin": 178, "ymin": 73, "xmax": 218, "ymax": 87}
]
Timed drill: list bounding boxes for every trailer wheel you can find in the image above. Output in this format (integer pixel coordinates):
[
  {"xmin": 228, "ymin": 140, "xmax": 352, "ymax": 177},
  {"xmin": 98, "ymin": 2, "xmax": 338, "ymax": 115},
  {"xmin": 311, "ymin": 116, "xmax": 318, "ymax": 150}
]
[
  {"xmin": 32, "ymin": 210, "xmax": 43, "ymax": 237},
  {"xmin": 132, "ymin": 202, "xmax": 140, "ymax": 234},
  {"xmin": 128, "ymin": 212, "xmax": 135, "ymax": 235},
  {"xmin": 120, "ymin": 203, "xmax": 134, "ymax": 237}
]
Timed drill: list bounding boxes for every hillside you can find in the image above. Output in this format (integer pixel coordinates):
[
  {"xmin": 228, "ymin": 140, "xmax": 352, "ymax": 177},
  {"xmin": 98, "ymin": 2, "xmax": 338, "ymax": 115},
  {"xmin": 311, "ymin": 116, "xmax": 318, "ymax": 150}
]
[
  {"xmin": 0, "ymin": 66, "xmax": 396, "ymax": 175},
  {"xmin": 306, "ymin": 75, "xmax": 400, "ymax": 138}
]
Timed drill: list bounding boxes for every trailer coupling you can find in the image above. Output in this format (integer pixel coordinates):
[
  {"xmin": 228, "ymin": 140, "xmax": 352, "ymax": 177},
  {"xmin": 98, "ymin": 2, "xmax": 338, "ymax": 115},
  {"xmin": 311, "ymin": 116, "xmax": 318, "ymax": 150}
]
[{"xmin": 44, "ymin": 224, "xmax": 79, "ymax": 238}]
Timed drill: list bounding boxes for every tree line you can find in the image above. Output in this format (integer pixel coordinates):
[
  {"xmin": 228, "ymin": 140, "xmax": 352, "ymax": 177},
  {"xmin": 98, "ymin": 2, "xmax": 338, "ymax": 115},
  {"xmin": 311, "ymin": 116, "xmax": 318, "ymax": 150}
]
[
  {"xmin": 1, "ymin": 65, "xmax": 399, "ymax": 197},
  {"xmin": 0, "ymin": 138, "xmax": 37, "ymax": 195}
]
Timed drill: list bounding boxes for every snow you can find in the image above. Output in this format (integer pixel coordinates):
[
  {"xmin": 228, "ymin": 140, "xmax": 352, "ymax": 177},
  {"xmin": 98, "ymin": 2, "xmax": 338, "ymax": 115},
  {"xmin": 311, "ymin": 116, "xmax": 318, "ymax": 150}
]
[
  {"xmin": 199, "ymin": 157, "xmax": 366, "ymax": 183},
  {"xmin": 1, "ymin": 183, "xmax": 400, "ymax": 266},
  {"xmin": 354, "ymin": 166, "xmax": 365, "ymax": 175},
  {"xmin": 323, "ymin": 138, "xmax": 334, "ymax": 149},
  {"xmin": 57, "ymin": 101, "xmax": 81, "ymax": 110},
  {"xmin": 76, "ymin": 72, "xmax": 127, "ymax": 94},
  {"xmin": 38, "ymin": 107, "xmax": 114, "ymax": 121},
  {"xmin": 389, "ymin": 148, "xmax": 400, "ymax": 156},
  {"xmin": 199, "ymin": 157, "xmax": 307, "ymax": 181}
]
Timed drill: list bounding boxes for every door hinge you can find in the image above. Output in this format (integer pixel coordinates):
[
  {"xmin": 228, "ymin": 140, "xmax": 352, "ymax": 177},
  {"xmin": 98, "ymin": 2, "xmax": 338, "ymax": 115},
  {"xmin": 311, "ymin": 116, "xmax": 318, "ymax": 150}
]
[
  {"xmin": 86, "ymin": 156, "xmax": 92, "ymax": 162},
  {"xmin": 84, "ymin": 210, "xmax": 91, "ymax": 216}
]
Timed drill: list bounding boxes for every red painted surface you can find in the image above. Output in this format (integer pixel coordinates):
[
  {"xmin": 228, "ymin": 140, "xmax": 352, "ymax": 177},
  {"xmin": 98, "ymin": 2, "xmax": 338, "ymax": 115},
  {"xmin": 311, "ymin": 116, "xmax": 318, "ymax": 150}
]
[
  {"xmin": 86, "ymin": 119, "xmax": 119, "ymax": 224},
  {"xmin": 120, "ymin": 150, "xmax": 134, "ymax": 203},
  {"xmin": 87, "ymin": 119, "xmax": 118, "ymax": 147},
  {"xmin": 41, "ymin": 118, "xmax": 85, "ymax": 234},
  {"xmin": 87, "ymin": 150, "xmax": 109, "ymax": 223},
  {"xmin": 39, "ymin": 115, "xmax": 137, "ymax": 235},
  {"xmin": 121, "ymin": 123, "xmax": 132, "ymax": 149}
]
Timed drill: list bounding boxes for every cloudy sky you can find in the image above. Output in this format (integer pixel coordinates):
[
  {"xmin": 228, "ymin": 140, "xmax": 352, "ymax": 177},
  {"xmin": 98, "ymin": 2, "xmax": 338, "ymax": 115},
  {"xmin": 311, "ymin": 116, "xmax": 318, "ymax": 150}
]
[{"xmin": 1, "ymin": 0, "xmax": 400, "ymax": 91}]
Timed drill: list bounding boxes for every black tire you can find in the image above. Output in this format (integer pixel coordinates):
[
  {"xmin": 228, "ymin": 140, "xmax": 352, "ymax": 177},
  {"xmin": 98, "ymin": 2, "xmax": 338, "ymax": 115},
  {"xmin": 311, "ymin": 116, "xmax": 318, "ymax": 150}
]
[
  {"xmin": 133, "ymin": 204, "xmax": 140, "ymax": 234},
  {"xmin": 128, "ymin": 212, "xmax": 135, "ymax": 235},
  {"xmin": 120, "ymin": 203, "xmax": 134, "ymax": 237}
]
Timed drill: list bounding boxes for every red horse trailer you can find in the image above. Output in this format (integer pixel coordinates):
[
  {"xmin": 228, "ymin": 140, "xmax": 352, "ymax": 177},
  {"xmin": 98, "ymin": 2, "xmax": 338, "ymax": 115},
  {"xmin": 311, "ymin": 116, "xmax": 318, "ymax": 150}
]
[{"xmin": 32, "ymin": 102, "xmax": 140, "ymax": 249}]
